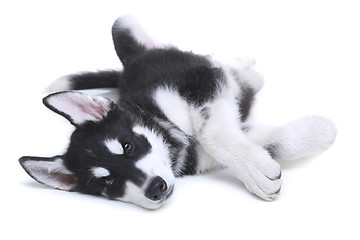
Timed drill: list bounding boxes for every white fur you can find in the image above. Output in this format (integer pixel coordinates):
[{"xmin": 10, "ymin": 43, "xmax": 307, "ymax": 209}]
[
  {"xmin": 116, "ymin": 181, "xmax": 163, "ymax": 210},
  {"xmin": 154, "ymin": 87, "xmax": 194, "ymax": 135},
  {"xmin": 91, "ymin": 167, "xmax": 110, "ymax": 178},
  {"xmin": 22, "ymin": 158, "xmax": 76, "ymax": 191},
  {"xmin": 244, "ymin": 116, "xmax": 337, "ymax": 161},
  {"xmin": 195, "ymin": 144, "xmax": 222, "ymax": 173},
  {"xmin": 152, "ymin": 82, "xmax": 283, "ymax": 199},
  {"xmin": 133, "ymin": 125, "xmax": 175, "ymax": 187},
  {"xmin": 266, "ymin": 116, "xmax": 337, "ymax": 161},
  {"xmin": 46, "ymin": 76, "xmax": 72, "ymax": 93},
  {"xmin": 104, "ymin": 139, "xmax": 124, "ymax": 155},
  {"xmin": 153, "ymin": 81, "xmax": 283, "ymax": 200}
]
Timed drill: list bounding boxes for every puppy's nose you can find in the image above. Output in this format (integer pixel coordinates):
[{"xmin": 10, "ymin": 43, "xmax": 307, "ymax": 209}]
[{"xmin": 145, "ymin": 176, "xmax": 168, "ymax": 201}]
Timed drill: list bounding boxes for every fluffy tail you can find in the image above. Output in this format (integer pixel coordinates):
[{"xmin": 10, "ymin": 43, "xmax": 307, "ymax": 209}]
[
  {"xmin": 246, "ymin": 116, "xmax": 337, "ymax": 161},
  {"xmin": 46, "ymin": 70, "xmax": 121, "ymax": 92},
  {"xmin": 47, "ymin": 16, "xmax": 157, "ymax": 93}
]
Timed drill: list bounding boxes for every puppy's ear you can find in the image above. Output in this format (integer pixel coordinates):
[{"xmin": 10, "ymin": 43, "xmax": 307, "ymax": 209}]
[
  {"xmin": 19, "ymin": 156, "xmax": 77, "ymax": 191},
  {"xmin": 43, "ymin": 91, "xmax": 114, "ymax": 126}
]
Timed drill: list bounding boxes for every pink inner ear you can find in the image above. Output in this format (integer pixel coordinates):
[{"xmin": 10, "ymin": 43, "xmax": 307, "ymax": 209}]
[
  {"xmin": 47, "ymin": 92, "xmax": 112, "ymax": 125},
  {"xmin": 22, "ymin": 158, "xmax": 78, "ymax": 191},
  {"xmin": 79, "ymin": 99, "xmax": 111, "ymax": 121},
  {"xmin": 36, "ymin": 167, "xmax": 77, "ymax": 189},
  {"xmin": 51, "ymin": 172, "xmax": 78, "ymax": 188}
]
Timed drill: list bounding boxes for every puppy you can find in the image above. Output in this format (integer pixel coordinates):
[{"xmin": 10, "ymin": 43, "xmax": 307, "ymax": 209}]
[{"xmin": 19, "ymin": 16, "xmax": 337, "ymax": 209}]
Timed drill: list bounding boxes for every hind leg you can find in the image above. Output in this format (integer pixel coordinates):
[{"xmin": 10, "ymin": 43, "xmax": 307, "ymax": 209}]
[{"xmin": 244, "ymin": 116, "xmax": 337, "ymax": 161}]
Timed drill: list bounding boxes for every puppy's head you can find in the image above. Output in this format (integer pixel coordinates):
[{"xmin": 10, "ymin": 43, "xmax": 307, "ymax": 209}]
[{"xmin": 19, "ymin": 91, "xmax": 175, "ymax": 209}]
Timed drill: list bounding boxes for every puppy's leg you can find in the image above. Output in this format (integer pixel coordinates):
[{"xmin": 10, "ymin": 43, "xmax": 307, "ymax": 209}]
[
  {"xmin": 196, "ymin": 93, "xmax": 282, "ymax": 200},
  {"xmin": 244, "ymin": 116, "xmax": 337, "ymax": 161},
  {"xmin": 112, "ymin": 15, "xmax": 160, "ymax": 66}
]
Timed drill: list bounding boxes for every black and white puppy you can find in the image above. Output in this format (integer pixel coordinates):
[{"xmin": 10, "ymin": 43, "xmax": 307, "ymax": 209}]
[{"xmin": 19, "ymin": 16, "xmax": 337, "ymax": 209}]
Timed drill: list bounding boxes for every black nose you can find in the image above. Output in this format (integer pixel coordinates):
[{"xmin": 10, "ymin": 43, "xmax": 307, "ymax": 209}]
[{"xmin": 145, "ymin": 176, "xmax": 168, "ymax": 201}]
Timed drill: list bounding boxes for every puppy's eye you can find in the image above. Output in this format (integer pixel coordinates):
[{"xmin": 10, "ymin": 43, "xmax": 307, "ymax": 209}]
[
  {"xmin": 123, "ymin": 143, "xmax": 133, "ymax": 152},
  {"xmin": 104, "ymin": 177, "xmax": 114, "ymax": 185}
]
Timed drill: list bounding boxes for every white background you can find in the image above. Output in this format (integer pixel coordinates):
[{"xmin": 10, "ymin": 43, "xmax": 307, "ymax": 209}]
[{"xmin": 1, "ymin": 0, "xmax": 359, "ymax": 239}]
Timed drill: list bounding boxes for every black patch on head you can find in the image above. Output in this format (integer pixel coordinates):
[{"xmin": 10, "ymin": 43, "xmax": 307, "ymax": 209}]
[{"xmin": 63, "ymin": 106, "xmax": 150, "ymax": 198}]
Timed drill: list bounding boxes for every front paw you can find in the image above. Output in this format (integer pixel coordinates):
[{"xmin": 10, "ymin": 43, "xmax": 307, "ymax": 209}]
[{"xmin": 239, "ymin": 154, "xmax": 282, "ymax": 201}]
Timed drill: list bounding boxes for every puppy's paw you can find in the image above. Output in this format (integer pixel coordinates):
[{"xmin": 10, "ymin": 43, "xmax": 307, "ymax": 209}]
[{"xmin": 239, "ymin": 153, "xmax": 282, "ymax": 201}]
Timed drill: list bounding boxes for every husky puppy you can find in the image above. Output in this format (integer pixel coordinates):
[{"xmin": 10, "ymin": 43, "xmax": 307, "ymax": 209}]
[{"xmin": 19, "ymin": 16, "xmax": 336, "ymax": 209}]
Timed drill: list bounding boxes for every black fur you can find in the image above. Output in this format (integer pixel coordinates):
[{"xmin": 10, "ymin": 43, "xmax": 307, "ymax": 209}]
[
  {"xmin": 238, "ymin": 84, "xmax": 255, "ymax": 121},
  {"xmin": 119, "ymin": 48, "xmax": 224, "ymax": 107}
]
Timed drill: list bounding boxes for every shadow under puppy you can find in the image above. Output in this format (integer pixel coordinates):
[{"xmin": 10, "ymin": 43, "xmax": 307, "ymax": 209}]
[{"xmin": 19, "ymin": 16, "xmax": 337, "ymax": 209}]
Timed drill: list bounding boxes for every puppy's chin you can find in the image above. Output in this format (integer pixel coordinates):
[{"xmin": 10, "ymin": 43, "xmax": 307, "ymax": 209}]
[{"xmin": 114, "ymin": 195, "xmax": 168, "ymax": 210}]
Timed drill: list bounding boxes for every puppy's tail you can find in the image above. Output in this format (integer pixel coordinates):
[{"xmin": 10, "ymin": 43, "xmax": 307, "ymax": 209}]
[
  {"xmin": 245, "ymin": 116, "xmax": 337, "ymax": 161},
  {"xmin": 47, "ymin": 16, "xmax": 158, "ymax": 93},
  {"xmin": 46, "ymin": 70, "xmax": 121, "ymax": 92}
]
